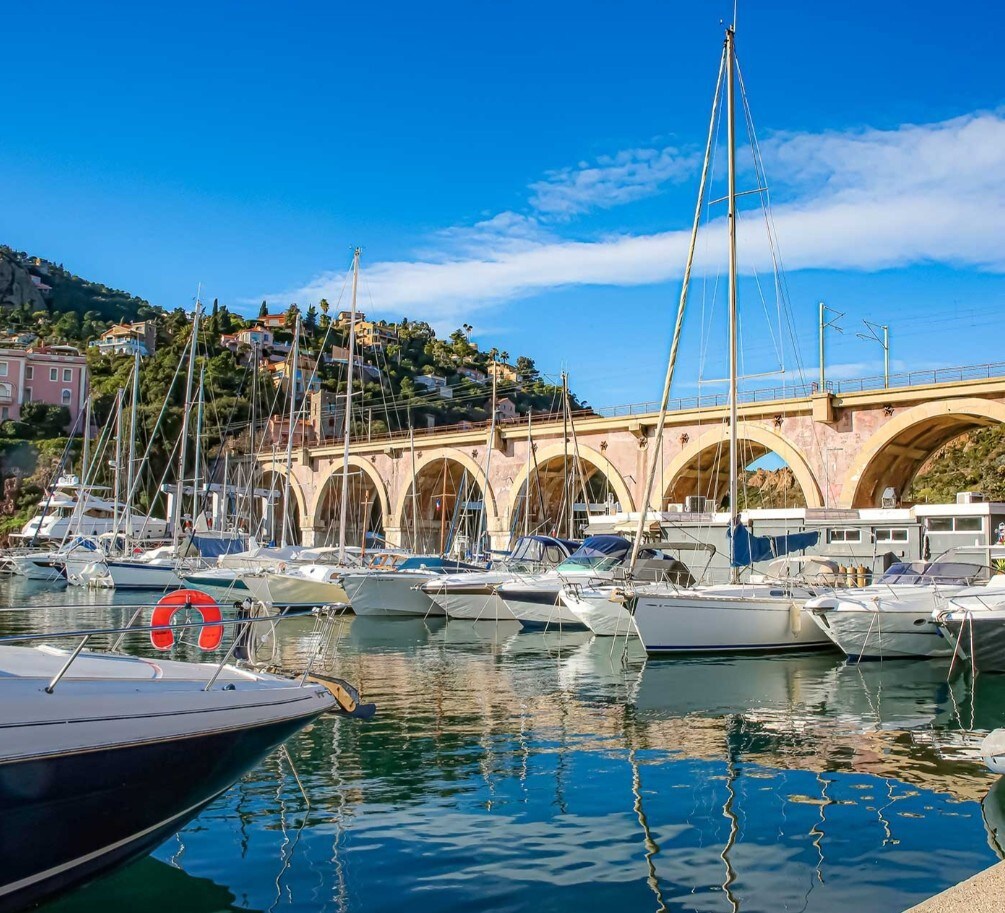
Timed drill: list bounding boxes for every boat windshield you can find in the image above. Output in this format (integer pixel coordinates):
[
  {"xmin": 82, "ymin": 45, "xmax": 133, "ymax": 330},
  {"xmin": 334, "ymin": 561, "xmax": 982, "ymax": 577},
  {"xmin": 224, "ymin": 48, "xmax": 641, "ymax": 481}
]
[
  {"xmin": 878, "ymin": 560, "xmax": 983, "ymax": 585},
  {"xmin": 557, "ymin": 535, "xmax": 631, "ymax": 572}
]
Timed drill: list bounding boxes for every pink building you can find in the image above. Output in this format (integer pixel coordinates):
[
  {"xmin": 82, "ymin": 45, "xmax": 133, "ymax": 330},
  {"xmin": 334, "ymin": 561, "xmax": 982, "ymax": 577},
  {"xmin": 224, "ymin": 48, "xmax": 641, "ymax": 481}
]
[{"xmin": 0, "ymin": 346, "xmax": 88, "ymax": 427}]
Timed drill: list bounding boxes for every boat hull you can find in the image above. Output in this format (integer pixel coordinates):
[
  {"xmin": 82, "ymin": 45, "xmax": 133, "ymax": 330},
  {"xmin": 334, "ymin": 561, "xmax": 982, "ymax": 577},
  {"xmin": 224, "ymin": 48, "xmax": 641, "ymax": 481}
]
[
  {"xmin": 497, "ymin": 584, "xmax": 587, "ymax": 630},
  {"xmin": 809, "ymin": 607, "xmax": 951, "ymax": 659},
  {"xmin": 343, "ymin": 573, "xmax": 443, "ymax": 616},
  {"xmin": 425, "ymin": 581, "xmax": 516, "ymax": 621},
  {"xmin": 103, "ymin": 560, "xmax": 184, "ymax": 591},
  {"xmin": 560, "ymin": 587, "xmax": 636, "ymax": 637},
  {"xmin": 632, "ymin": 592, "xmax": 832, "ymax": 654},
  {"xmin": 939, "ymin": 614, "xmax": 1005, "ymax": 673},
  {"xmin": 8, "ymin": 554, "xmax": 64, "ymax": 582},
  {"xmin": 0, "ymin": 714, "xmax": 318, "ymax": 913}
]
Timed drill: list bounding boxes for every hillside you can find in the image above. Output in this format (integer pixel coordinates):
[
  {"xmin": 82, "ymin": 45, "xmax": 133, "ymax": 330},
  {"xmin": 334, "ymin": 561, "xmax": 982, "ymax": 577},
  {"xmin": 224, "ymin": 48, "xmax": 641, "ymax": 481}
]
[
  {"xmin": 0, "ymin": 246, "xmax": 157, "ymax": 342},
  {"xmin": 906, "ymin": 427, "xmax": 1005, "ymax": 502}
]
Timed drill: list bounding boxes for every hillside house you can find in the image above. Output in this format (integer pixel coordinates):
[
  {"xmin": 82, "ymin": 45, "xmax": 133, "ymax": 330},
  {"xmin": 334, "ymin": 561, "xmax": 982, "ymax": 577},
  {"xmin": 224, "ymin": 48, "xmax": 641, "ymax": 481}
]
[
  {"xmin": 458, "ymin": 366, "xmax": 487, "ymax": 385},
  {"xmin": 0, "ymin": 345, "xmax": 88, "ymax": 426},
  {"xmin": 266, "ymin": 353, "xmax": 321, "ymax": 397},
  {"xmin": 488, "ymin": 362, "xmax": 520, "ymax": 384},
  {"xmin": 495, "ymin": 397, "xmax": 518, "ymax": 421},
  {"xmin": 91, "ymin": 321, "xmax": 157, "ymax": 357}
]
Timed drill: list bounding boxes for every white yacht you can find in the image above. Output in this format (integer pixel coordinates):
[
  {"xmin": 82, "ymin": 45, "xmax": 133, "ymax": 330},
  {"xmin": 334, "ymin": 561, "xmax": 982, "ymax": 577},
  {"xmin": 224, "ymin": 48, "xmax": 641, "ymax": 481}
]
[
  {"xmin": 807, "ymin": 558, "xmax": 991, "ymax": 660},
  {"xmin": 12, "ymin": 475, "xmax": 168, "ymax": 544},
  {"xmin": 342, "ymin": 556, "xmax": 484, "ymax": 617},
  {"xmin": 421, "ymin": 535, "xmax": 578, "ymax": 621}
]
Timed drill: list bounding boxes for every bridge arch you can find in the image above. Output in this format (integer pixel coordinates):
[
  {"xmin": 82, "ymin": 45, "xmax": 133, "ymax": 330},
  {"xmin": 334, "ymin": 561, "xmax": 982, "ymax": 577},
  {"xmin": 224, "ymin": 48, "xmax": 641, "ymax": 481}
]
[
  {"xmin": 393, "ymin": 448, "xmax": 498, "ymax": 553},
  {"xmin": 840, "ymin": 397, "xmax": 1005, "ymax": 508},
  {"xmin": 259, "ymin": 466, "xmax": 307, "ymax": 544},
  {"xmin": 662, "ymin": 424, "xmax": 824, "ymax": 510},
  {"xmin": 507, "ymin": 442, "xmax": 634, "ymax": 538},
  {"xmin": 310, "ymin": 457, "xmax": 390, "ymax": 548}
]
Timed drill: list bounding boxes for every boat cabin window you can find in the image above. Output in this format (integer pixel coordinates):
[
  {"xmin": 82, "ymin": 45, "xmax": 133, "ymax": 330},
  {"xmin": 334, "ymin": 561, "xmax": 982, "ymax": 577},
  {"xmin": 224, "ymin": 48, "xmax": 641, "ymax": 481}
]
[
  {"xmin": 827, "ymin": 528, "xmax": 862, "ymax": 543},
  {"xmin": 544, "ymin": 546, "xmax": 564, "ymax": 564},
  {"xmin": 928, "ymin": 517, "xmax": 984, "ymax": 533},
  {"xmin": 875, "ymin": 528, "xmax": 909, "ymax": 543}
]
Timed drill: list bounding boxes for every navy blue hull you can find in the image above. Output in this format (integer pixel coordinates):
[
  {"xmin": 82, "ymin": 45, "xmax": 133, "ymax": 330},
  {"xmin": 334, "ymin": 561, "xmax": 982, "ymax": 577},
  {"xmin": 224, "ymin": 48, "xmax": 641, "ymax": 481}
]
[{"xmin": 0, "ymin": 713, "xmax": 321, "ymax": 913}]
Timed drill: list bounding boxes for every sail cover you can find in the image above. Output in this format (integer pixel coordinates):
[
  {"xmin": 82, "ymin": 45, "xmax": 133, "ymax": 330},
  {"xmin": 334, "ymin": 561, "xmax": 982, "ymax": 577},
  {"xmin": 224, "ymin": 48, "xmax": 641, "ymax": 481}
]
[{"xmin": 729, "ymin": 523, "xmax": 819, "ymax": 567}]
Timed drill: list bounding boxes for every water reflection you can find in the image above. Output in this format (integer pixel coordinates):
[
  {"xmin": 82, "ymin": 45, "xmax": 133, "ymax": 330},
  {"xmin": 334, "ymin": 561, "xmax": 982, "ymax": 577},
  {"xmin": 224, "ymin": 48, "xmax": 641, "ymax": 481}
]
[{"xmin": 11, "ymin": 587, "xmax": 1003, "ymax": 913}]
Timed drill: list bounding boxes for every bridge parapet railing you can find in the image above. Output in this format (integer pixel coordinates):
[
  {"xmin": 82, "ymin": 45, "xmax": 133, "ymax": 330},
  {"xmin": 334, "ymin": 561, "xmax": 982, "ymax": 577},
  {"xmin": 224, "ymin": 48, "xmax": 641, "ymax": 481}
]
[{"xmin": 272, "ymin": 360, "xmax": 1005, "ymax": 451}]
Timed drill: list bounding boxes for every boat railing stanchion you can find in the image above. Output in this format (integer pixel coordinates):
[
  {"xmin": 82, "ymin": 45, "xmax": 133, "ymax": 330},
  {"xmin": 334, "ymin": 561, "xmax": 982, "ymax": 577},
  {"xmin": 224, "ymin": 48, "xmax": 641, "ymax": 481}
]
[
  {"xmin": 204, "ymin": 625, "xmax": 248, "ymax": 692},
  {"xmin": 44, "ymin": 634, "xmax": 90, "ymax": 694},
  {"xmin": 109, "ymin": 606, "xmax": 145, "ymax": 653}
]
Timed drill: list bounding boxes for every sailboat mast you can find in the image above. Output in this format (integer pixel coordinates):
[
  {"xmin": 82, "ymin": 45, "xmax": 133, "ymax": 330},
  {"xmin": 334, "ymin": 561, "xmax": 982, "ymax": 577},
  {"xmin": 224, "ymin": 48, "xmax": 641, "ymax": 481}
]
[
  {"xmin": 562, "ymin": 371, "xmax": 570, "ymax": 539},
  {"xmin": 409, "ymin": 423, "xmax": 419, "ymax": 551},
  {"xmin": 124, "ymin": 344, "xmax": 141, "ymax": 548},
  {"xmin": 81, "ymin": 397, "xmax": 91, "ymax": 485},
  {"xmin": 112, "ymin": 395, "xmax": 123, "ymax": 540},
  {"xmin": 192, "ymin": 365, "xmax": 206, "ymax": 527},
  {"xmin": 338, "ymin": 248, "xmax": 361, "ymax": 563},
  {"xmin": 524, "ymin": 409, "xmax": 532, "ymax": 538},
  {"xmin": 281, "ymin": 317, "xmax": 301, "ymax": 548},
  {"xmin": 726, "ymin": 26, "xmax": 740, "ymax": 582},
  {"xmin": 476, "ymin": 356, "xmax": 498, "ymax": 559},
  {"xmin": 173, "ymin": 296, "xmax": 201, "ymax": 546}
]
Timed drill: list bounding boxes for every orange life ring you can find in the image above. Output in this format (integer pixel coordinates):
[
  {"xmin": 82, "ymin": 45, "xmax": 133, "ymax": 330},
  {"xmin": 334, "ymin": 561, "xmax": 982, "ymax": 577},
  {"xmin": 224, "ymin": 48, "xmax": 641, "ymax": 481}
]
[{"xmin": 150, "ymin": 589, "xmax": 224, "ymax": 651}]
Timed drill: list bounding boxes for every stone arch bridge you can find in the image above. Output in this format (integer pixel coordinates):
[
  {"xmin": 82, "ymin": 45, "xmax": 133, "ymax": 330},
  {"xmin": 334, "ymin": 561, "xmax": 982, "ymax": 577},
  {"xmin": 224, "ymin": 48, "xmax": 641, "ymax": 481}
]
[{"xmin": 260, "ymin": 365, "xmax": 1005, "ymax": 550}]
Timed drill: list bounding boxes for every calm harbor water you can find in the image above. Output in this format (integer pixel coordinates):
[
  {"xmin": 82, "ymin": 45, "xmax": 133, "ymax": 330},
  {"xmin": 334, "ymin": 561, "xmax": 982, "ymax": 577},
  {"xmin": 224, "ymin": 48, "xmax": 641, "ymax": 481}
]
[{"xmin": 4, "ymin": 578, "xmax": 1005, "ymax": 913}]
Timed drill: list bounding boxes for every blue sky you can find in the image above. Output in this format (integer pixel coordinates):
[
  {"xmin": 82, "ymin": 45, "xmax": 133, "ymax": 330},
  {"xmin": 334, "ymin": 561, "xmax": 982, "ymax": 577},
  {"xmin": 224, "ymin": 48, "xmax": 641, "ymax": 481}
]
[{"xmin": 3, "ymin": 0, "xmax": 1004, "ymax": 408}]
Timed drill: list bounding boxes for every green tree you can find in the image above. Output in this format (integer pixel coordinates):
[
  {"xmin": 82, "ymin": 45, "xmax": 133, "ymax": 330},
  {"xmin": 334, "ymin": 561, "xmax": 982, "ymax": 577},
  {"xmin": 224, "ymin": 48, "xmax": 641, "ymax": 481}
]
[
  {"xmin": 305, "ymin": 304, "xmax": 318, "ymax": 335},
  {"xmin": 259, "ymin": 300, "xmax": 268, "ymax": 319}
]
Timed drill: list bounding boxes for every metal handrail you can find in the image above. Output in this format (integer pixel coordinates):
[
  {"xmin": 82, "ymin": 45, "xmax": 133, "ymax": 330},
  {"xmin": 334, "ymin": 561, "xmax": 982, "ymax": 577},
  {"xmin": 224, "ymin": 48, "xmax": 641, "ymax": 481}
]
[
  {"xmin": 1, "ymin": 608, "xmax": 341, "ymax": 694},
  {"xmin": 0, "ymin": 611, "xmax": 311, "ymax": 644}
]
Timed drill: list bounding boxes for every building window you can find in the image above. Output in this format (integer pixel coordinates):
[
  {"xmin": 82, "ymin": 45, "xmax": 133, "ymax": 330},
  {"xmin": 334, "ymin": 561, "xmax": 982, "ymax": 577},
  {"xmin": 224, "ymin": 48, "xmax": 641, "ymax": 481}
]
[
  {"xmin": 49, "ymin": 368, "xmax": 57, "ymax": 381},
  {"xmin": 25, "ymin": 366, "xmax": 33, "ymax": 380},
  {"xmin": 61, "ymin": 389, "xmax": 72, "ymax": 405},
  {"xmin": 1, "ymin": 407, "xmax": 7, "ymax": 420},
  {"xmin": 24, "ymin": 388, "xmax": 31, "ymax": 402},
  {"xmin": 875, "ymin": 528, "xmax": 909, "ymax": 543},
  {"xmin": 62, "ymin": 368, "xmax": 72, "ymax": 382},
  {"xmin": 0, "ymin": 362, "xmax": 7, "ymax": 377},
  {"xmin": 928, "ymin": 517, "xmax": 984, "ymax": 533},
  {"xmin": 827, "ymin": 528, "xmax": 862, "ymax": 543}
]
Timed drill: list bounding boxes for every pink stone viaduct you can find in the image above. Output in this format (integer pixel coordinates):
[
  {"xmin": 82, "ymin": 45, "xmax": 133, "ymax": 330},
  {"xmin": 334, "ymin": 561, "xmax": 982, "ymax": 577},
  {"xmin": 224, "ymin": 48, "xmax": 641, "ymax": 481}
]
[{"xmin": 261, "ymin": 369, "xmax": 1005, "ymax": 549}]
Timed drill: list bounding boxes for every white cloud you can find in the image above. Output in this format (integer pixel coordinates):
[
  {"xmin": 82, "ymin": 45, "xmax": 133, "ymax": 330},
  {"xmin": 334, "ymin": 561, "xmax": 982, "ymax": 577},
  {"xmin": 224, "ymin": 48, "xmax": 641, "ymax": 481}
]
[
  {"xmin": 528, "ymin": 145, "xmax": 698, "ymax": 219},
  {"xmin": 265, "ymin": 110, "xmax": 1005, "ymax": 329}
]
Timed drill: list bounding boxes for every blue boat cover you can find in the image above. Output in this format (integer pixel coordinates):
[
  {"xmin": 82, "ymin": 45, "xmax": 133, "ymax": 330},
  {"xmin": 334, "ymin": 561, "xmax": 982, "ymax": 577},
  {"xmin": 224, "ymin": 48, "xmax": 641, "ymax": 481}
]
[
  {"xmin": 193, "ymin": 535, "xmax": 249, "ymax": 558},
  {"xmin": 729, "ymin": 524, "xmax": 819, "ymax": 567},
  {"xmin": 569, "ymin": 535, "xmax": 632, "ymax": 560}
]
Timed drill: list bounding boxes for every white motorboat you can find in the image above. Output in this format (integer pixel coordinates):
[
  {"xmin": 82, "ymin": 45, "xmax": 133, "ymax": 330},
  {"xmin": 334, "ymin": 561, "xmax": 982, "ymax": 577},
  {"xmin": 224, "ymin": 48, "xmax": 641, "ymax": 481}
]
[
  {"xmin": 343, "ymin": 556, "xmax": 484, "ymax": 617},
  {"xmin": 7, "ymin": 550, "xmax": 66, "ymax": 582},
  {"xmin": 422, "ymin": 535, "xmax": 578, "ymax": 621},
  {"xmin": 935, "ymin": 590, "xmax": 1005, "ymax": 673},
  {"xmin": 807, "ymin": 559, "xmax": 992, "ymax": 660},
  {"xmin": 497, "ymin": 536, "xmax": 687, "ymax": 630},
  {"xmin": 0, "ymin": 632, "xmax": 339, "ymax": 911}
]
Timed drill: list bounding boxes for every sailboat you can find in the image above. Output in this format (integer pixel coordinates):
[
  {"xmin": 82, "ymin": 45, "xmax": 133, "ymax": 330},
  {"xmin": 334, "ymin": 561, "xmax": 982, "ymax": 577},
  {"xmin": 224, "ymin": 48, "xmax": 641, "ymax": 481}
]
[{"xmin": 626, "ymin": 27, "xmax": 833, "ymax": 654}]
